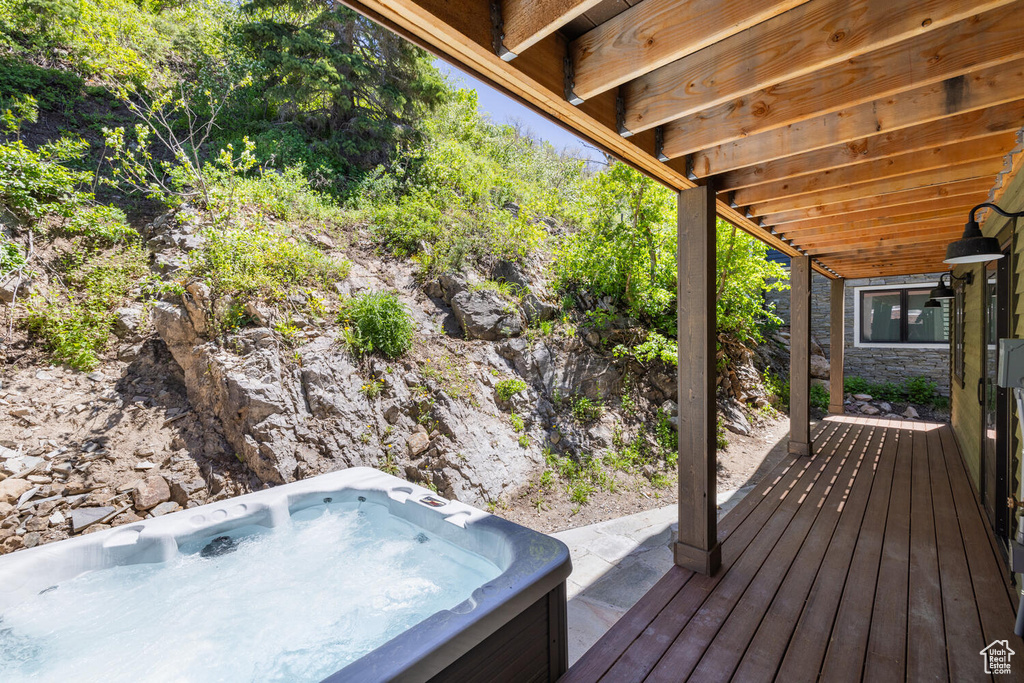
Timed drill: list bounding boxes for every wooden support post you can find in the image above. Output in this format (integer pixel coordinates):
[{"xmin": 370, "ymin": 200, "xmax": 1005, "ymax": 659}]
[
  {"xmin": 674, "ymin": 184, "xmax": 721, "ymax": 575},
  {"xmin": 829, "ymin": 278, "xmax": 845, "ymax": 415},
  {"xmin": 789, "ymin": 256, "xmax": 812, "ymax": 456}
]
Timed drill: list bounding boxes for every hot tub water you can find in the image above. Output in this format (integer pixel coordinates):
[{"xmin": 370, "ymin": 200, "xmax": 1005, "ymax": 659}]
[{"xmin": 0, "ymin": 499, "xmax": 502, "ymax": 682}]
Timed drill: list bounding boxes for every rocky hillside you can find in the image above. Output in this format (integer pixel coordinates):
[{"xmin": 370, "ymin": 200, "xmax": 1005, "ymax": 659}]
[{"xmin": 0, "ymin": 200, "xmax": 790, "ymax": 554}]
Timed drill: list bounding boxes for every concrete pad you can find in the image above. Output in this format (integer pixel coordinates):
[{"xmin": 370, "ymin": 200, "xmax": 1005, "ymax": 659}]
[{"xmin": 556, "ymin": 485, "xmax": 755, "ymax": 665}]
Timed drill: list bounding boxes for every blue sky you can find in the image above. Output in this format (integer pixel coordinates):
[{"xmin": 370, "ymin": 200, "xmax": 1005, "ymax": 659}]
[{"xmin": 434, "ymin": 60, "xmax": 605, "ymax": 163}]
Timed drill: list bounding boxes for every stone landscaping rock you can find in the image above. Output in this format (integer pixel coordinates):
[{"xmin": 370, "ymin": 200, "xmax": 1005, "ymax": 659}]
[
  {"xmin": 903, "ymin": 406, "xmax": 920, "ymax": 419},
  {"xmin": 0, "ymin": 478, "xmax": 32, "ymax": 505},
  {"xmin": 113, "ymin": 307, "xmax": 144, "ymax": 338},
  {"xmin": 132, "ymin": 475, "xmax": 171, "ymax": 511},
  {"xmin": 861, "ymin": 405, "xmax": 881, "ymax": 416},
  {"xmin": 407, "ymin": 432, "xmax": 429, "ymax": 457},
  {"xmin": 853, "ymin": 394, "xmax": 873, "ymax": 401},
  {"xmin": 168, "ymin": 475, "xmax": 206, "ymax": 506},
  {"xmin": 878, "ymin": 402, "xmax": 892, "ymax": 413},
  {"xmin": 810, "ymin": 355, "xmax": 830, "ymax": 379},
  {"xmin": 70, "ymin": 506, "xmax": 114, "ymax": 533},
  {"xmin": 150, "ymin": 501, "xmax": 180, "ymax": 517},
  {"xmin": 450, "ymin": 289, "xmax": 522, "ymax": 340},
  {"xmin": 22, "ymin": 532, "xmax": 40, "ymax": 548}
]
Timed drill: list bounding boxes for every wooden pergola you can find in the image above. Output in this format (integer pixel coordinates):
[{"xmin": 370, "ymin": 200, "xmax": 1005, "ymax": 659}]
[{"xmin": 338, "ymin": 0, "xmax": 1024, "ymax": 580}]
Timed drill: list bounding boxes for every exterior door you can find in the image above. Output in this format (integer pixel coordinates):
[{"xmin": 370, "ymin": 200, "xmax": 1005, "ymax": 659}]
[{"xmin": 982, "ymin": 250, "xmax": 1012, "ymax": 542}]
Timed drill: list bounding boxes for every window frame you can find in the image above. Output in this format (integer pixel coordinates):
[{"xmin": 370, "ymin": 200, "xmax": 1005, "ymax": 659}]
[
  {"xmin": 853, "ymin": 283, "xmax": 950, "ymax": 349},
  {"xmin": 952, "ymin": 281, "xmax": 966, "ymax": 387}
]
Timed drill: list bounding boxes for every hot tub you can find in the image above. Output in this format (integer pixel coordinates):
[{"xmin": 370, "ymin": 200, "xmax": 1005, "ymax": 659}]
[{"xmin": 0, "ymin": 468, "xmax": 571, "ymax": 682}]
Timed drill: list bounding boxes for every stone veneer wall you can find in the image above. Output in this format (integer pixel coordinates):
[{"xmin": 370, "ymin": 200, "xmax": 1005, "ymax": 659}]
[{"xmin": 766, "ymin": 271, "xmax": 950, "ymax": 395}]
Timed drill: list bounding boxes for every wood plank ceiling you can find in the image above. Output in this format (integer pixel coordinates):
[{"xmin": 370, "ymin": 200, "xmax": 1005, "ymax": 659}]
[{"xmin": 340, "ymin": 0, "xmax": 1024, "ymax": 278}]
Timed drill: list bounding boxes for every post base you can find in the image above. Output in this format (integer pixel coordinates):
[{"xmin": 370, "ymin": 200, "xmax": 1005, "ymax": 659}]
[
  {"xmin": 828, "ymin": 404, "xmax": 845, "ymax": 415},
  {"xmin": 674, "ymin": 540, "xmax": 721, "ymax": 575},
  {"xmin": 789, "ymin": 440, "xmax": 812, "ymax": 456}
]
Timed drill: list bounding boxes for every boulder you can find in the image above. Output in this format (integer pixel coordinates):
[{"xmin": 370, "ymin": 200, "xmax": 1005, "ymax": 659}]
[
  {"xmin": 0, "ymin": 478, "xmax": 31, "ymax": 505},
  {"xmin": 450, "ymin": 289, "xmax": 522, "ymax": 341},
  {"xmin": 113, "ymin": 306, "xmax": 144, "ymax": 338},
  {"xmin": 861, "ymin": 405, "xmax": 881, "ymax": 416},
  {"xmin": 0, "ymin": 276, "xmax": 31, "ymax": 304},
  {"xmin": 853, "ymin": 393, "xmax": 873, "ymax": 401},
  {"xmin": 407, "ymin": 432, "xmax": 430, "ymax": 457},
  {"xmin": 133, "ymin": 475, "xmax": 171, "ymax": 511},
  {"xmin": 720, "ymin": 400, "xmax": 751, "ymax": 436},
  {"xmin": 903, "ymin": 405, "xmax": 920, "ymax": 419},
  {"xmin": 810, "ymin": 354, "xmax": 830, "ymax": 379}
]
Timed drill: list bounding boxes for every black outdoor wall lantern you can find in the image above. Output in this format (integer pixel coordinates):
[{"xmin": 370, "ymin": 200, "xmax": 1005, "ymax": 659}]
[{"xmin": 944, "ymin": 202, "xmax": 1024, "ymax": 264}]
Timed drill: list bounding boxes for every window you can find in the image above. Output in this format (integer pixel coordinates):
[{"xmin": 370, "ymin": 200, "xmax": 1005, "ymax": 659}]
[{"xmin": 857, "ymin": 286, "xmax": 950, "ymax": 346}]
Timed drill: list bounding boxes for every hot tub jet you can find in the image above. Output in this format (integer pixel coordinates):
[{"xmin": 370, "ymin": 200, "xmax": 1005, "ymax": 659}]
[{"xmin": 200, "ymin": 536, "xmax": 238, "ymax": 558}]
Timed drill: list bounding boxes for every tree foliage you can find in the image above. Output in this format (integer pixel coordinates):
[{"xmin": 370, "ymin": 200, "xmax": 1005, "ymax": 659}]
[{"xmin": 228, "ymin": 0, "xmax": 446, "ymax": 189}]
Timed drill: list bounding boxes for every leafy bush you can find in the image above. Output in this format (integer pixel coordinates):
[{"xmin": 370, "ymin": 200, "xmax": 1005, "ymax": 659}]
[
  {"xmin": 844, "ymin": 376, "xmax": 870, "ymax": 395},
  {"xmin": 0, "ymin": 236, "xmax": 26, "ymax": 274},
  {"xmin": 571, "ymin": 396, "xmax": 602, "ymax": 423},
  {"xmin": 904, "ymin": 376, "xmax": 937, "ymax": 405},
  {"xmin": 24, "ymin": 246, "xmax": 147, "ymax": 370},
  {"xmin": 613, "ymin": 330, "xmax": 677, "ymax": 366},
  {"xmin": 0, "ymin": 135, "xmax": 91, "ymax": 222},
  {"xmin": 495, "ymin": 378, "xmax": 527, "ymax": 402},
  {"xmin": 870, "ymin": 381, "xmax": 903, "ymax": 403},
  {"xmin": 188, "ymin": 226, "xmax": 349, "ymax": 300},
  {"xmin": 339, "ymin": 292, "xmax": 414, "ymax": 359},
  {"xmin": 810, "ymin": 383, "xmax": 829, "ymax": 412},
  {"xmin": 62, "ymin": 205, "xmax": 137, "ymax": 243}
]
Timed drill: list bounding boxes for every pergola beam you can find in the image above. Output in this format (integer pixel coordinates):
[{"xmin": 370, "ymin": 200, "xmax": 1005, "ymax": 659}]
[
  {"xmin": 778, "ymin": 207, "xmax": 974, "ymax": 236},
  {"xmin": 794, "ymin": 225, "xmax": 963, "ymax": 252},
  {"xmin": 731, "ymin": 136, "xmax": 1013, "ymax": 206},
  {"xmin": 500, "ymin": 0, "xmax": 604, "ymax": 57},
  {"xmin": 774, "ymin": 196, "xmax": 984, "ymax": 233},
  {"xmin": 667, "ymin": 59, "xmax": 1024, "ymax": 166},
  {"xmin": 656, "ymin": 2, "xmax": 1024, "ymax": 147},
  {"xmin": 750, "ymin": 159, "xmax": 1002, "ymax": 216},
  {"xmin": 713, "ymin": 101, "xmax": 1024, "ymax": 189},
  {"xmin": 804, "ymin": 231, "xmax": 962, "ymax": 256},
  {"xmin": 568, "ymin": 0, "xmax": 804, "ymax": 102},
  {"xmin": 763, "ymin": 180, "xmax": 994, "ymax": 225}
]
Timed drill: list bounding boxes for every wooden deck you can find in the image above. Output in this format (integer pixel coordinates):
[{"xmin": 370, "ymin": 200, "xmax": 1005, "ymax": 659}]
[{"xmin": 563, "ymin": 416, "xmax": 1023, "ymax": 682}]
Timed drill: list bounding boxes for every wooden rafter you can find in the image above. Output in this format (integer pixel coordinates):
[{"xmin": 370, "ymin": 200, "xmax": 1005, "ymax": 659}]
[
  {"xmin": 664, "ymin": 60, "xmax": 1024, "ymax": 166},
  {"xmin": 731, "ymin": 135, "xmax": 1014, "ymax": 206},
  {"xmin": 500, "ymin": 0, "xmax": 604, "ymax": 56},
  {"xmin": 625, "ymin": 0, "xmax": 1019, "ymax": 135},
  {"xmin": 802, "ymin": 231, "xmax": 963, "ymax": 255},
  {"xmin": 774, "ymin": 197, "xmax": 985, "ymax": 233},
  {"xmin": 713, "ymin": 101, "xmax": 1024, "ymax": 188},
  {"xmin": 792, "ymin": 223, "xmax": 964, "ymax": 249},
  {"xmin": 763, "ymin": 180, "xmax": 994, "ymax": 224},
  {"xmin": 749, "ymin": 158, "xmax": 1002, "ymax": 216},
  {"xmin": 568, "ymin": 0, "xmax": 805, "ymax": 101}
]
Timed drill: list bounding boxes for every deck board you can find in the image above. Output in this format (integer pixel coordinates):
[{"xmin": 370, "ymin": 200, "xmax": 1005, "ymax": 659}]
[{"xmin": 563, "ymin": 417, "xmax": 1023, "ymax": 683}]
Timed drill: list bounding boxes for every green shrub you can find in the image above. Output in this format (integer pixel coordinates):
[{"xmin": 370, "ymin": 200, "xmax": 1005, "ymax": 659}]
[
  {"xmin": 339, "ymin": 292, "xmax": 414, "ymax": 359},
  {"xmin": 0, "ymin": 135, "xmax": 91, "ymax": 222},
  {"xmin": 188, "ymin": 226, "xmax": 349, "ymax": 300},
  {"xmin": 904, "ymin": 376, "xmax": 937, "ymax": 405},
  {"xmin": 62, "ymin": 205, "xmax": 137, "ymax": 243},
  {"xmin": 810, "ymin": 383, "xmax": 829, "ymax": 412},
  {"xmin": 844, "ymin": 376, "xmax": 870, "ymax": 395},
  {"xmin": 0, "ymin": 236, "xmax": 26, "ymax": 274},
  {"xmin": 495, "ymin": 378, "xmax": 527, "ymax": 402},
  {"xmin": 869, "ymin": 381, "xmax": 903, "ymax": 403},
  {"xmin": 24, "ymin": 245, "xmax": 147, "ymax": 370},
  {"xmin": 571, "ymin": 396, "xmax": 602, "ymax": 423}
]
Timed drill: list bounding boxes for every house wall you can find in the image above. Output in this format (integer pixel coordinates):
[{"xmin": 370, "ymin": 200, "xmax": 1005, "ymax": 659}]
[
  {"xmin": 950, "ymin": 167, "xmax": 1024, "ymax": 516},
  {"xmin": 767, "ymin": 272, "xmax": 950, "ymax": 394}
]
